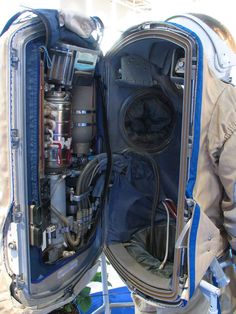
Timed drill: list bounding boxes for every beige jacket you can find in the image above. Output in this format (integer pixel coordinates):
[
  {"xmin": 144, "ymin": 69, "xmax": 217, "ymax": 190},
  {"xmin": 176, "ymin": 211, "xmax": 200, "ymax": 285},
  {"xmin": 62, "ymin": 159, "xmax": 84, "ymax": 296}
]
[{"xmin": 189, "ymin": 61, "xmax": 236, "ymax": 293}]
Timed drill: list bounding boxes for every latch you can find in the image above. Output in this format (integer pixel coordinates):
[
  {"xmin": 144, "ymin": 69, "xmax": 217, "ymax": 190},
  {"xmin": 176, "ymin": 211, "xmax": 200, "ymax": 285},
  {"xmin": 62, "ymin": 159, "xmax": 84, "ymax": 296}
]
[
  {"xmin": 11, "ymin": 48, "xmax": 19, "ymax": 69},
  {"xmin": 11, "ymin": 129, "xmax": 20, "ymax": 149}
]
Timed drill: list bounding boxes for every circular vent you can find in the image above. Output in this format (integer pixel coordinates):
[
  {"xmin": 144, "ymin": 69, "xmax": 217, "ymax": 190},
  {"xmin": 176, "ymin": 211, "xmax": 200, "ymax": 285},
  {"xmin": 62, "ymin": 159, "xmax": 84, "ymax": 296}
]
[{"xmin": 120, "ymin": 88, "xmax": 176, "ymax": 153}]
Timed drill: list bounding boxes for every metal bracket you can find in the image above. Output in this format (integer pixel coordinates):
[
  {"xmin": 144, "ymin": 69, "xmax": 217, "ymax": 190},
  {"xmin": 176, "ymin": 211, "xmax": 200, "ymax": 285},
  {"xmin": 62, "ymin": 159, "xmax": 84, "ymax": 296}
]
[
  {"xmin": 11, "ymin": 129, "xmax": 20, "ymax": 149},
  {"xmin": 70, "ymin": 189, "xmax": 92, "ymax": 203},
  {"xmin": 199, "ymin": 257, "xmax": 231, "ymax": 314},
  {"xmin": 15, "ymin": 274, "xmax": 25, "ymax": 290},
  {"xmin": 199, "ymin": 280, "xmax": 221, "ymax": 314},
  {"xmin": 210, "ymin": 257, "xmax": 230, "ymax": 288},
  {"xmin": 92, "ymin": 253, "xmax": 134, "ymax": 314},
  {"xmin": 13, "ymin": 204, "xmax": 22, "ymax": 223},
  {"xmin": 187, "ymin": 135, "xmax": 193, "ymax": 158}
]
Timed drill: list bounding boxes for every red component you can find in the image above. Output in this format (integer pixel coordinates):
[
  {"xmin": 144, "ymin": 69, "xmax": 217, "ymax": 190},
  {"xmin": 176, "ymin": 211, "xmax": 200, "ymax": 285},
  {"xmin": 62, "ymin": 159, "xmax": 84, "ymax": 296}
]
[
  {"xmin": 52, "ymin": 142, "xmax": 63, "ymax": 165},
  {"xmin": 66, "ymin": 149, "xmax": 72, "ymax": 164},
  {"xmin": 164, "ymin": 198, "xmax": 177, "ymax": 219}
]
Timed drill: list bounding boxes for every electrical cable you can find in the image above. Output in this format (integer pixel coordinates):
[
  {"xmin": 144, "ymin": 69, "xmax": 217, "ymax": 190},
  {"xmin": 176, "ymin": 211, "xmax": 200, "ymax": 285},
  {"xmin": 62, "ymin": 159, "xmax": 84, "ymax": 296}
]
[
  {"xmin": 97, "ymin": 76, "xmax": 113, "ymax": 218},
  {"xmin": 50, "ymin": 204, "xmax": 82, "ymax": 247},
  {"xmin": 159, "ymin": 201, "xmax": 170, "ymax": 270}
]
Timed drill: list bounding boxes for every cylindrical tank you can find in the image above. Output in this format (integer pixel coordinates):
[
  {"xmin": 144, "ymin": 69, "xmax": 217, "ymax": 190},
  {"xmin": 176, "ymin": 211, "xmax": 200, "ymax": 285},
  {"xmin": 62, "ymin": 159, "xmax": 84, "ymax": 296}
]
[
  {"xmin": 72, "ymin": 85, "xmax": 96, "ymax": 156},
  {"xmin": 44, "ymin": 90, "xmax": 72, "ymax": 173}
]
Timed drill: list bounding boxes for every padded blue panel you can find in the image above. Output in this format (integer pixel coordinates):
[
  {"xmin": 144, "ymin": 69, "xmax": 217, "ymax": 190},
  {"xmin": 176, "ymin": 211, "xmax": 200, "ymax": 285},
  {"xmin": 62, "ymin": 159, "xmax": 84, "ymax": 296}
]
[{"xmin": 26, "ymin": 38, "xmax": 43, "ymax": 205}]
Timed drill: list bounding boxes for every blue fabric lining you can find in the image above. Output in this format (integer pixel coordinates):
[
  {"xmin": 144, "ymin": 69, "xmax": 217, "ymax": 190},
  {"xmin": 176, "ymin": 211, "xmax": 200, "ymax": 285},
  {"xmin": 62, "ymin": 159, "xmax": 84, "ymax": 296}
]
[
  {"xmin": 24, "ymin": 37, "xmax": 102, "ymax": 284},
  {"xmin": 186, "ymin": 33, "xmax": 203, "ymax": 299},
  {"xmin": 31, "ymin": 229, "xmax": 101, "ymax": 283},
  {"xmin": 26, "ymin": 39, "xmax": 43, "ymax": 205},
  {"xmin": 189, "ymin": 204, "xmax": 200, "ymax": 297}
]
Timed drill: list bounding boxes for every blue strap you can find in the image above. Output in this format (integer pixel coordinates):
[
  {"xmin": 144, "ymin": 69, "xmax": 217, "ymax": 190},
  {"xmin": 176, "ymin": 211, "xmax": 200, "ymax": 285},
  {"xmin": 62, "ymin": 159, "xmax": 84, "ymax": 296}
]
[
  {"xmin": 1, "ymin": 9, "xmax": 102, "ymax": 50},
  {"xmin": 0, "ymin": 9, "xmax": 60, "ymax": 47},
  {"xmin": 1, "ymin": 10, "xmax": 28, "ymax": 36},
  {"xmin": 31, "ymin": 9, "xmax": 60, "ymax": 48}
]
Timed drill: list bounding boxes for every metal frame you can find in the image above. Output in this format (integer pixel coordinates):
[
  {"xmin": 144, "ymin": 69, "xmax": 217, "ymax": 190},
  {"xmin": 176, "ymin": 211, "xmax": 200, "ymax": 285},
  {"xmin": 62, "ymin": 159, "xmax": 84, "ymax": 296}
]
[{"xmin": 92, "ymin": 253, "xmax": 134, "ymax": 314}]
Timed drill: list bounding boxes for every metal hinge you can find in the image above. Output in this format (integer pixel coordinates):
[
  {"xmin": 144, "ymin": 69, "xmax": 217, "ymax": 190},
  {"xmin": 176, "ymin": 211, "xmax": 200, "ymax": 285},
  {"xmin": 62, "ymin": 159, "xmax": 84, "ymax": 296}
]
[
  {"xmin": 11, "ymin": 129, "xmax": 20, "ymax": 149},
  {"xmin": 187, "ymin": 135, "xmax": 193, "ymax": 158},
  {"xmin": 191, "ymin": 57, "xmax": 197, "ymax": 79},
  {"xmin": 192, "ymin": 57, "xmax": 197, "ymax": 69},
  {"xmin": 64, "ymin": 285, "xmax": 74, "ymax": 298},
  {"xmin": 13, "ymin": 204, "xmax": 23, "ymax": 223},
  {"xmin": 15, "ymin": 274, "xmax": 25, "ymax": 290},
  {"xmin": 11, "ymin": 48, "xmax": 19, "ymax": 69}
]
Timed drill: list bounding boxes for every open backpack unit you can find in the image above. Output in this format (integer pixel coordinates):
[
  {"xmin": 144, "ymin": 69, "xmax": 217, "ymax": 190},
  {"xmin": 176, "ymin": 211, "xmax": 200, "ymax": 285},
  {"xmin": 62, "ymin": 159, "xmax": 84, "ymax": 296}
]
[{"xmin": 1, "ymin": 9, "xmax": 236, "ymax": 314}]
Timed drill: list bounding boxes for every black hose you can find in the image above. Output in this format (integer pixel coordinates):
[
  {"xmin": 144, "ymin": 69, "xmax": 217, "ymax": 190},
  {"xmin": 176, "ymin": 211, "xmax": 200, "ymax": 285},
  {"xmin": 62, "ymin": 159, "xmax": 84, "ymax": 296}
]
[
  {"xmin": 144, "ymin": 153, "xmax": 160, "ymax": 257},
  {"xmin": 96, "ymin": 77, "xmax": 112, "ymax": 228}
]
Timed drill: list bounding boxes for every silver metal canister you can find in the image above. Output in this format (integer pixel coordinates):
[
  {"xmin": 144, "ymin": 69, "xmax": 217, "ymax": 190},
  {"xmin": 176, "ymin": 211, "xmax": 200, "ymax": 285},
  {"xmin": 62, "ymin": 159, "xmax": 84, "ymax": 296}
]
[
  {"xmin": 44, "ymin": 90, "xmax": 72, "ymax": 173},
  {"xmin": 47, "ymin": 44, "xmax": 76, "ymax": 87},
  {"xmin": 72, "ymin": 85, "xmax": 96, "ymax": 156}
]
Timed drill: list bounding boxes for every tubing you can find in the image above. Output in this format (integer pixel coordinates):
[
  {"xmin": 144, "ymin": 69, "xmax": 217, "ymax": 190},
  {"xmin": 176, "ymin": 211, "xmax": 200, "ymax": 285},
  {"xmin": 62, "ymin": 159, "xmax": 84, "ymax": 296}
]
[{"xmin": 50, "ymin": 205, "xmax": 82, "ymax": 247}]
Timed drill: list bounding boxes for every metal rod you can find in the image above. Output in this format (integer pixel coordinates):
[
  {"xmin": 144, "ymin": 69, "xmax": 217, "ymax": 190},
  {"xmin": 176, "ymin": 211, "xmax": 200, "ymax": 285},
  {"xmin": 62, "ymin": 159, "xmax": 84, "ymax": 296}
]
[
  {"xmin": 92, "ymin": 304, "xmax": 106, "ymax": 314},
  {"xmin": 110, "ymin": 302, "xmax": 134, "ymax": 308},
  {"xmin": 101, "ymin": 253, "xmax": 110, "ymax": 314},
  {"xmin": 91, "ymin": 253, "xmax": 134, "ymax": 314}
]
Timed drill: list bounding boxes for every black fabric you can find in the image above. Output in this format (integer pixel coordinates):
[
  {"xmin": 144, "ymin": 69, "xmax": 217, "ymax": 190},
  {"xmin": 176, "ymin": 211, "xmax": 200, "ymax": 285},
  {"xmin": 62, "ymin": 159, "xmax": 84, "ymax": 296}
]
[
  {"xmin": 149, "ymin": 41, "xmax": 177, "ymax": 75},
  {"xmin": 125, "ymin": 224, "xmax": 176, "ymax": 278},
  {"xmin": 121, "ymin": 88, "xmax": 176, "ymax": 153}
]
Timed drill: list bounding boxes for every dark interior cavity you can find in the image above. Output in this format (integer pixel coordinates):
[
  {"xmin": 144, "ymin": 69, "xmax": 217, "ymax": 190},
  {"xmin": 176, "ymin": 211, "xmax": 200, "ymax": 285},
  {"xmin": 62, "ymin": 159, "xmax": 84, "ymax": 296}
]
[{"xmin": 105, "ymin": 37, "xmax": 184, "ymax": 279}]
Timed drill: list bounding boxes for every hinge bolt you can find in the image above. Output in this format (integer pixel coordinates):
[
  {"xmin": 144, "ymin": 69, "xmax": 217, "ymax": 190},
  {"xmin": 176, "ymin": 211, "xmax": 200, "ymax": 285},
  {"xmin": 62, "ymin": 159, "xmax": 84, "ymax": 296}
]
[{"xmin": 8, "ymin": 242, "xmax": 17, "ymax": 250}]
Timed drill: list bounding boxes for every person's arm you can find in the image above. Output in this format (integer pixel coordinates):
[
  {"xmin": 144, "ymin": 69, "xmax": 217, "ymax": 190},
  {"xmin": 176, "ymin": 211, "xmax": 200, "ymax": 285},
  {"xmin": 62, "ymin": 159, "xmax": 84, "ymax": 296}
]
[
  {"xmin": 218, "ymin": 131, "xmax": 236, "ymax": 251},
  {"xmin": 208, "ymin": 84, "xmax": 236, "ymax": 251}
]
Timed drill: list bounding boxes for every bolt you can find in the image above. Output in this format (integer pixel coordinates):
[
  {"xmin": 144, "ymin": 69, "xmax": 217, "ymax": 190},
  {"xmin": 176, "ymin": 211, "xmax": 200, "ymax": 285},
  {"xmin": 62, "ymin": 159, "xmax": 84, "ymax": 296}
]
[{"xmin": 8, "ymin": 242, "xmax": 17, "ymax": 250}]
